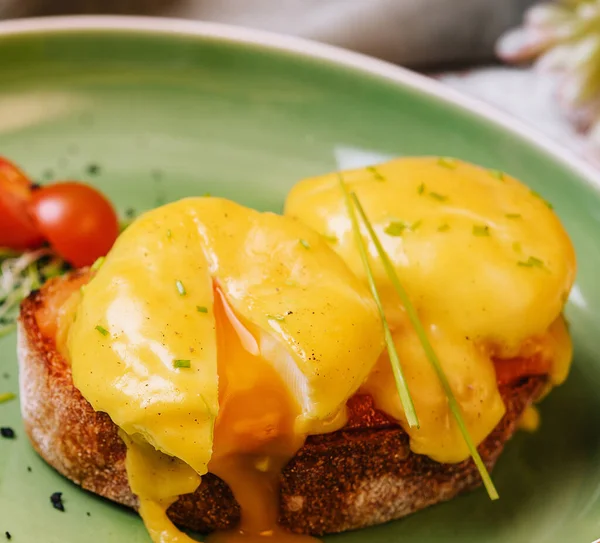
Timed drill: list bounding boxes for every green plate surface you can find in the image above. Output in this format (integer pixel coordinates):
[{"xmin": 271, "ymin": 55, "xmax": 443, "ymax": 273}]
[{"xmin": 1, "ymin": 16, "xmax": 600, "ymax": 543}]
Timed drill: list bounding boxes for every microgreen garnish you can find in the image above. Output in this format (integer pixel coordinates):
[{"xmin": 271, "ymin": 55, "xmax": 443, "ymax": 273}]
[
  {"xmin": 489, "ymin": 169, "xmax": 505, "ymax": 181},
  {"xmin": 267, "ymin": 314, "xmax": 285, "ymax": 322},
  {"xmin": 473, "ymin": 225, "xmax": 490, "ymax": 237},
  {"xmin": 95, "ymin": 325, "xmax": 109, "ymax": 337},
  {"xmin": 517, "ymin": 256, "xmax": 545, "ymax": 269},
  {"xmin": 384, "ymin": 221, "xmax": 406, "ymax": 237},
  {"xmin": 429, "ymin": 192, "xmax": 448, "ymax": 202},
  {"xmin": 173, "ymin": 359, "xmax": 191, "ymax": 369},
  {"xmin": 438, "ymin": 223, "xmax": 450, "ymax": 232},
  {"xmin": 196, "ymin": 306, "xmax": 208, "ymax": 313},
  {"xmin": 0, "ymin": 392, "xmax": 15, "ymax": 404},
  {"xmin": 505, "ymin": 213, "xmax": 521, "ymax": 219},
  {"xmin": 299, "ymin": 239, "xmax": 311, "ymax": 250},
  {"xmin": 417, "ymin": 183, "xmax": 425, "ymax": 195},
  {"xmin": 90, "ymin": 256, "xmax": 105, "ymax": 272},
  {"xmin": 437, "ymin": 157, "xmax": 457, "ymax": 169},
  {"xmin": 0, "ymin": 249, "xmax": 68, "ymax": 337},
  {"xmin": 345, "ymin": 184, "xmax": 499, "ymax": 501},
  {"xmin": 338, "ymin": 175, "xmax": 419, "ymax": 429},
  {"xmin": 176, "ymin": 280, "xmax": 186, "ymax": 296},
  {"xmin": 366, "ymin": 165, "xmax": 385, "ymax": 182}
]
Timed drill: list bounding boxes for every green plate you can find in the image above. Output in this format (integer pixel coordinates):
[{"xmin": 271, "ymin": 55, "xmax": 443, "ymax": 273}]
[{"xmin": 1, "ymin": 16, "xmax": 599, "ymax": 543}]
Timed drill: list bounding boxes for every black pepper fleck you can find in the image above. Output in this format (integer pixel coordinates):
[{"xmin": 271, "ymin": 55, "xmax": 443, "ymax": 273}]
[
  {"xmin": 50, "ymin": 492, "xmax": 65, "ymax": 512},
  {"xmin": 5, "ymin": 531, "xmax": 11, "ymax": 540},
  {"xmin": 27, "ymin": 466, "xmax": 32, "ymax": 473},
  {"xmin": 87, "ymin": 163, "xmax": 101, "ymax": 176},
  {"xmin": 0, "ymin": 427, "xmax": 15, "ymax": 439}
]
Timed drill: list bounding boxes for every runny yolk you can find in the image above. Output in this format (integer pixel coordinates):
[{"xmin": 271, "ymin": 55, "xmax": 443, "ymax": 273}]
[{"xmin": 206, "ymin": 288, "xmax": 318, "ymax": 542}]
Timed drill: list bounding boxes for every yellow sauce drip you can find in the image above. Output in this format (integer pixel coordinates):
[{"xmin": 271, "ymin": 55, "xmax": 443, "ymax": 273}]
[
  {"xmin": 206, "ymin": 289, "xmax": 316, "ymax": 542},
  {"xmin": 517, "ymin": 406, "xmax": 541, "ymax": 432}
]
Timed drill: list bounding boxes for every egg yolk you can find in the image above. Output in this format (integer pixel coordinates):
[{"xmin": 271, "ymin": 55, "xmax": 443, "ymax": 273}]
[{"xmin": 67, "ymin": 197, "xmax": 384, "ymax": 542}]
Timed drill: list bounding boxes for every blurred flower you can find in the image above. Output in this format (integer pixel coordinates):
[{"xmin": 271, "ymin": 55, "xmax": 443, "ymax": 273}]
[{"xmin": 497, "ymin": 1, "xmax": 600, "ymax": 140}]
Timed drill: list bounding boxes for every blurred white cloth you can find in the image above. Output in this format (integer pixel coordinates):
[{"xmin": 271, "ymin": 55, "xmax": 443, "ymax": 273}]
[
  {"xmin": 0, "ymin": 0, "xmax": 537, "ymax": 67},
  {"xmin": 440, "ymin": 67, "xmax": 597, "ymax": 165}
]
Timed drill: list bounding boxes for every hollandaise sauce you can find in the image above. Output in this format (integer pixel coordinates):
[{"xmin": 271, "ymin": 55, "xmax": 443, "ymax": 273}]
[
  {"xmin": 285, "ymin": 156, "xmax": 576, "ymax": 462},
  {"xmin": 61, "ymin": 157, "xmax": 575, "ymax": 543},
  {"xmin": 66, "ymin": 197, "xmax": 384, "ymax": 543}
]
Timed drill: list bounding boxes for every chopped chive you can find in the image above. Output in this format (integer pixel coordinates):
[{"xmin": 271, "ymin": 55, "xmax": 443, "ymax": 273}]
[
  {"xmin": 267, "ymin": 314, "xmax": 285, "ymax": 322},
  {"xmin": 417, "ymin": 183, "xmax": 425, "ymax": 195},
  {"xmin": 411, "ymin": 220, "xmax": 423, "ymax": 231},
  {"xmin": 505, "ymin": 213, "xmax": 521, "ymax": 219},
  {"xmin": 437, "ymin": 157, "xmax": 457, "ymax": 169},
  {"xmin": 531, "ymin": 190, "xmax": 553, "ymax": 209},
  {"xmin": 95, "ymin": 325, "xmax": 109, "ymax": 337},
  {"xmin": 489, "ymin": 169, "xmax": 505, "ymax": 181},
  {"xmin": 349, "ymin": 189, "xmax": 499, "ymax": 501},
  {"xmin": 473, "ymin": 225, "xmax": 490, "ymax": 237},
  {"xmin": 512, "ymin": 241, "xmax": 522, "ymax": 253},
  {"xmin": 91, "ymin": 256, "xmax": 105, "ymax": 272},
  {"xmin": 173, "ymin": 359, "xmax": 191, "ymax": 369},
  {"xmin": 196, "ymin": 305, "xmax": 208, "ymax": 313},
  {"xmin": 299, "ymin": 239, "xmax": 311, "ymax": 249},
  {"xmin": 323, "ymin": 234, "xmax": 338, "ymax": 243},
  {"xmin": 437, "ymin": 223, "xmax": 450, "ymax": 232},
  {"xmin": 429, "ymin": 192, "xmax": 448, "ymax": 202},
  {"xmin": 384, "ymin": 221, "xmax": 406, "ymax": 237},
  {"xmin": 518, "ymin": 256, "xmax": 545, "ymax": 268},
  {"xmin": 176, "ymin": 280, "xmax": 186, "ymax": 296},
  {"xmin": 339, "ymin": 175, "xmax": 419, "ymax": 429},
  {"xmin": 0, "ymin": 392, "xmax": 15, "ymax": 404},
  {"xmin": 366, "ymin": 165, "xmax": 385, "ymax": 181},
  {"xmin": 166, "ymin": 229, "xmax": 172, "ymax": 239}
]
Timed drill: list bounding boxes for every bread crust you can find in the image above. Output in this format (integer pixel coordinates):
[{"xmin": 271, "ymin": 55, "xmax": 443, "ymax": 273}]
[{"xmin": 17, "ymin": 277, "xmax": 546, "ymax": 535}]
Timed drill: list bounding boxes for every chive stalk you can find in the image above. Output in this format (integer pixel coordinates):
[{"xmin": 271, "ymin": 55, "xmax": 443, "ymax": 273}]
[
  {"xmin": 95, "ymin": 325, "xmax": 109, "ymax": 337},
  {"xmin": 338, "ymin": 176, "xmax": 419, "ymax": 429},
  {"xmin": 0, "ymin": 392, "xmax": 15, "ymax": 404},
  {"xmin": 349, "ymin": 190, "xmax": 499, "ymax": 501}
]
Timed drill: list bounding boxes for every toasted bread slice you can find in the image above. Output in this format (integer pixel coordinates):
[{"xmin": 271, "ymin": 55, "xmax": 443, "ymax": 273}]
[{"xmin": 17, "ymin": 273, "xmax": 546, "ymax": 535}]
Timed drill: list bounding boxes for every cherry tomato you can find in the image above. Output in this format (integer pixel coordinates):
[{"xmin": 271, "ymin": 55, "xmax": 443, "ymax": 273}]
[
  {"xmin": 29, "ymin": 182, "xmax": 119, "ymax": 267},
  {"xmin": 0, "ymin": 157, "xmax": 44, "ymax": 250}
]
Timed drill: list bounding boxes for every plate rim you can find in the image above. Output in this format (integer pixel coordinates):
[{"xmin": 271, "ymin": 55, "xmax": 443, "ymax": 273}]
[
  {"xmin": 0, "ymin": 15, "xmax": 598, "ymax": 194},
  {"xmin": 0, "ymin": 14, "xmax": 598, "ymax": 194}
]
